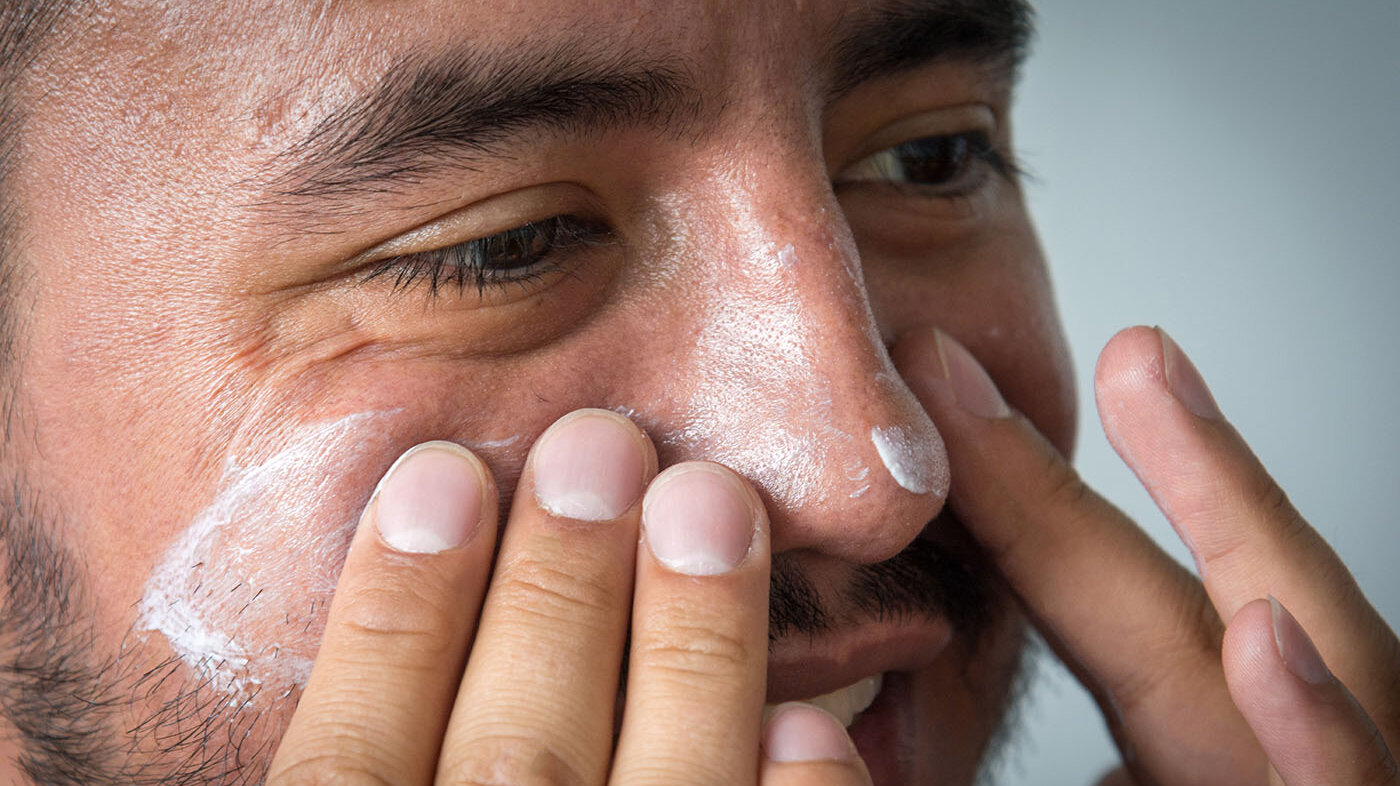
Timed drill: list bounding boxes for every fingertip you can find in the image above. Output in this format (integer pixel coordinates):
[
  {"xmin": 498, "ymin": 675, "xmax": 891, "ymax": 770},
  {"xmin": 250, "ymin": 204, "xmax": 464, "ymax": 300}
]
[
  {"xmin": 760, "ymin": 703, "xmax": 872, "ymax": 786},
  {"xmin": 1223, "ymin": 597, "xmax": 1397, "ymax": 784},
  {"xmin": 762, "ymin": 703, "xmax": 856, "ymax": 763},
  {"xmin": 1221, "ymin": 597, "xmax": 1276, "ymax": 688},
  {"xmin": 1158, "ymin": 329, "xmax": 1225, "ymax": 421},
  {"xmin": 365, "ymin": 440, "xmax": 496, "ymax": 555},
  {"xmin": 1092, "ymin": 326, "xmax": 1164, "ymax": 416},
  {"xmin": 891, "ymin": 327, "xmax": 1010, "ymax": 419},
  {"xmin": 528, "ymin": 408, "xmax": 657, "ymax": 522},
  {"xmin": 1225, "ymin": 596, "xmax": 1333, "ymax": 691},
  {"xmin": 888, "ymin": 325, "xmax": 945, "ymax": 395},
  {"xmin": 1267, "ymin": 595, "xmax": 1333, "ymax": 686},
  {"xmin": 1095, "ymin": 326, "xmax": 1225, "ymax": 427},
  {"xmin": 641, "ymin": 461, "xmax": 767, "ymax": 576}
]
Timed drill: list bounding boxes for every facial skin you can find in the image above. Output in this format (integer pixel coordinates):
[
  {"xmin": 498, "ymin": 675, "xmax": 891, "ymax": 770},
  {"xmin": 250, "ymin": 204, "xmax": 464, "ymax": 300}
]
[{"xmin": 0, "ymin": 0, "xmax": 1075, "ymax": 783}]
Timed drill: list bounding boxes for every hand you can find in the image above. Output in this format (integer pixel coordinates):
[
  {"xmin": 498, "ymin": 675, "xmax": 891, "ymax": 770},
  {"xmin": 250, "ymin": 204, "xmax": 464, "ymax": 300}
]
[
  {"xmin": 265, "ymin": 409, "xmax": 872, "ymax": 785},
  {"xmin": 894, "ymin": 325, "xmax": 1400, "ymax": 785}
]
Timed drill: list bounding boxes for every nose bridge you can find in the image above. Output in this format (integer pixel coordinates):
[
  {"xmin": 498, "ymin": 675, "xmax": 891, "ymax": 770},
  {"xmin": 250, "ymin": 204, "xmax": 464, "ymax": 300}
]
[{"xmin": 653, "ymin": 166, "xmax": 949, "ymax": 564}]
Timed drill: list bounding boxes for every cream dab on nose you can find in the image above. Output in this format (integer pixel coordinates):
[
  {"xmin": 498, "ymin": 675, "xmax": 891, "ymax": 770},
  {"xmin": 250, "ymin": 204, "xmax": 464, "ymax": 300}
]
[{"xmin": 870, "ymin": 425, "xmax": 938, "ymax": 495}]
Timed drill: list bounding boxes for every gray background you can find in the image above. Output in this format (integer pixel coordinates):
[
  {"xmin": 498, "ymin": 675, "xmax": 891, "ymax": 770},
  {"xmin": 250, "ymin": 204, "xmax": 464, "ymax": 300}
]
[{"xmin": 999, "ymin": 1, "xmax": 1400, "ymax": 783}]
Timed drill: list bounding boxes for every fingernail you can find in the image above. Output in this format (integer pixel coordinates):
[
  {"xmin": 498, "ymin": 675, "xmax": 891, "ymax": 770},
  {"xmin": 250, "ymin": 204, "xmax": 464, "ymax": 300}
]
[
  {"xmin": 762, "ymin": 703, "xmax": 856, "ymax": 763},
  {"xmin": 642, "ymin": 463, "xmax": 756, "ymax": 576},
  {"xmin": 1270, "ymin": 595, "xmax": 1332, "ymax": 685},
  {"xmin": 533, "ymin": 409, "xmax": 649, "ymax": 521},
  {"xmin": 934, "ymin": 329, "xmax": 1011, "ymax": 419},
  {"xmin": 1158, "ymin": 328, "xmax": 1223, "ymax": 420},
  {"xmin": 371, "ymin": 441, "xmax": 485, "ymax": 554}
]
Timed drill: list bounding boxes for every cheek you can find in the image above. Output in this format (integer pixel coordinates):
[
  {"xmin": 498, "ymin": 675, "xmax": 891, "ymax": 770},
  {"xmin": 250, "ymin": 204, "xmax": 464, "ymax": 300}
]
[{"xmin": 135, "ymin": 410, "xmax": 405, "ymax": 701}]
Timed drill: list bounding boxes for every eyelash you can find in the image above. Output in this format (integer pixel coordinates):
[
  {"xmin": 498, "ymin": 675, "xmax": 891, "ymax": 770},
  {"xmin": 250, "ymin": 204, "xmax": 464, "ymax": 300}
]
[
  {"xmin": 362, "ymin": 215, "xmax": 611, "ymax": 297},
  {"xmin": 363, "ymin": 131, "xmax": 1016, "ymax": 299},
  {"xmin": 839, "ymin": 130, "xmax": 1024, "ymax": 197}
]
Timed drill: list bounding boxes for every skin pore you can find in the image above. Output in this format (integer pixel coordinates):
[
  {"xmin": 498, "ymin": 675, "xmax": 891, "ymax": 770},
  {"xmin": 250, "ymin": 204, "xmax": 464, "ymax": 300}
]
[{"xmin": 0, "ymin": 0, "xmax": 1078, "ymax": 783}]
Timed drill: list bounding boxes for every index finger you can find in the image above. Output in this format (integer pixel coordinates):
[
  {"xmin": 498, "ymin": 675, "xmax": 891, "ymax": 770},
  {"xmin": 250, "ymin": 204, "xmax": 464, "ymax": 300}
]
[
  {"xmin": 892, "ymin": 327, "xmax": 1263, "ymax": 783},
  {"xmin": 1095, "ymin": 326, "xmax": 1400, "ymax": 748},
  {"xmin": 268, "ymin": 442, "xmax": 499, "ymax": 785}
]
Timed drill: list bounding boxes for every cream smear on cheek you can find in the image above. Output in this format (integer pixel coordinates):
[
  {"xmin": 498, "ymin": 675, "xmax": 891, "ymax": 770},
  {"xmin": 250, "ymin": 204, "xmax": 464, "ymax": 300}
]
[{"xmin": 136, "ymin": 410, "xmax": 399, "ymax": 703}]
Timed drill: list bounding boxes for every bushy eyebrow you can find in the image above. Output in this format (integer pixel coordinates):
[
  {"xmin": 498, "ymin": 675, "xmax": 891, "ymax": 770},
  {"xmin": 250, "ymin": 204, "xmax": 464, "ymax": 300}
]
[
  {"xmin": 267, "ymin": 42, "xmax": 701, "ymax": 203},
  {"xmin": 264, "ymin": 0, "xmax": 1034, "ymax": 208},
  {"xmin": 830, "ymin": 0, "xmax": 1034, "ymax": 96}
]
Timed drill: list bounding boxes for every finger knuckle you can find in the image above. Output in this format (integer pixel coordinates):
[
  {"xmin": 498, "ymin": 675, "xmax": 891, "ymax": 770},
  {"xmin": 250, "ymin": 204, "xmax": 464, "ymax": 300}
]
[
  {"xmin": 494, "ymin": 557, "xmax": 619, "ymax": 624},
  {"xmin": 1250, "ymin": 474, "xmax": 1298, "ymax": 522},
  {"xmin": 1108, "ymin": 584, "xmax": 1221, "ymax": 718},
  {"xmin": 444, "ymin": 735, "xmax": 588, "ymax": 786},
  {"xmin": 984, "ymin": 458, "xmax": 1091, "ymax": 563},
  {"xmin": 1041, "ymin": 454, "xmax": 1093, "ymax": 509},
  {"xmin": 635, "ymin": 619, "xmax": 753, "ymax": 680},
  {"xmin": 337, "ymin": 580, "xmax": 456, "ymax": 659},
  {"xmin": 1232, "ymin": 471, "xmax": 1309, "ymax": 544}
]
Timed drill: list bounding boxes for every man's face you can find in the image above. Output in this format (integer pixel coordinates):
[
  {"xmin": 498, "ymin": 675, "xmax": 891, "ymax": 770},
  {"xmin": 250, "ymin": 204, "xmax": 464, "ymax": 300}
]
[{"xmin": 3, "ymin": 0, "xmax": 1074, "ymax": 782}]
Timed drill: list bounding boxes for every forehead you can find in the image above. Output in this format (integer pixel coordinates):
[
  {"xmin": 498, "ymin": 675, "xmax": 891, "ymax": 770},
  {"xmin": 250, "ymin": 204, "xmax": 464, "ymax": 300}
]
[
  {"xmin": 20, "ymin": 0, "xmax": 1029, "ymax": 270},
  {"xmin": 47, "ymin": 0, "xmax": 1028, "ymax": 128}
]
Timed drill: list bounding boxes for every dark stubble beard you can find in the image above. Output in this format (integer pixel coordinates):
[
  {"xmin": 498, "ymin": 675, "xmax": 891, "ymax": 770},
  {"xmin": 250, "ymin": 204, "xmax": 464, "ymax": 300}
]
[
  {"xmin": 0, "ymin": 488, "xmax": 1027, "ymax": 786},
  {"xmin": 0, "ymin": 491, "xmax": 285, "ymax": 785}
]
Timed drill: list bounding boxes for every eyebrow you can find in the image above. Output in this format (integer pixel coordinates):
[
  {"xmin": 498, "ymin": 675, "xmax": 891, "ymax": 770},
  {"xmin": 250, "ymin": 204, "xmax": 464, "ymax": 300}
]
[
  {"xmin": 830, "ymin": 0, "xmax": 1035, "ymax": 96},
  {"xmin": 267, "ymin": 42, "xmax": 700, "ymax": 203},
  {"xmin": 267, "ymin": 0, "xmax": 1034, "ymax": 205}
]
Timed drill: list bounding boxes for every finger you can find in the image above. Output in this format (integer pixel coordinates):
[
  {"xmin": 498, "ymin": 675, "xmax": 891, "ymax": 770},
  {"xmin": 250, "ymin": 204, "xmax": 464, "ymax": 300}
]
[
  {"xmin": 892, "ymin": 327, "xmax": 1263, "ymax": 783},
  {"xmin": 1096, "ymin": 326, "xmax": 1400, "ymax": 747},
  {"xmin": 610, "ymin": 462, "xmax": 770, "ymax": 786},
  {"xmin": 268, "ymin": 441, "xmax": 498, "ymax": 786},
  {"xmin": 1223, "ymin": 597, "xmax": 1398, "ymax": 785},
  {"xmin": 758, "ymin": 704, "xmax": 872, "ymax": 786},
  {"xmin": 438, "ymin": 409, "xmax": 655, "ymax": 786}
]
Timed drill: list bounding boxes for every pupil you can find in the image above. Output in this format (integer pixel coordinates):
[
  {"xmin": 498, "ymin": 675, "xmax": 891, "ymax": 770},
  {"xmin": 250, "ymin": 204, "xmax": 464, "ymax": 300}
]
[
  {"xmin": 899, "ymin": 136, "xmax": 970, "ymax": 184},
  {"xmin": 480, "ymin": 220, "xmax": 557, "ymax": 270}
]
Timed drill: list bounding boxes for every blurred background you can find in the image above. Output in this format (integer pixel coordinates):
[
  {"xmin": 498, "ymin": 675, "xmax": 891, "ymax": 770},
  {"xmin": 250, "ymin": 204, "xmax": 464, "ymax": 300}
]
[{"xmin": 1000, "ymin": 1, "xmax": 1400, "ymax": 783}]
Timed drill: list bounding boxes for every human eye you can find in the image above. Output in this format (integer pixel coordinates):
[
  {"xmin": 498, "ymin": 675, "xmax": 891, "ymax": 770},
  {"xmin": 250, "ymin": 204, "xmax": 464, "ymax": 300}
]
[
  {"xmin": 361, "ymin": 214, "xmax": 611, "ymax": 298},
  {"xmin": 833, "ymin": 130, "xmax": 1021, "ymax": 199}
]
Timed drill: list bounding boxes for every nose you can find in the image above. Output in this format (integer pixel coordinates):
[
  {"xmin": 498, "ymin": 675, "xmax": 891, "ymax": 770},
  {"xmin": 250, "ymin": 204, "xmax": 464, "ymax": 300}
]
[{"xmin": 629, "ymin": 165, "xmax": 948, "ymax": 565}]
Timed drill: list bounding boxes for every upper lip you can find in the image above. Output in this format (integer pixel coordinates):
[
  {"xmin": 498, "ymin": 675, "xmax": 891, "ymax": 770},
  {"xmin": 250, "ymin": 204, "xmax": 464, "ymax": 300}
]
[{"xmin": 764, "ymin": 614, "xmax": 953, "ymax": 703}]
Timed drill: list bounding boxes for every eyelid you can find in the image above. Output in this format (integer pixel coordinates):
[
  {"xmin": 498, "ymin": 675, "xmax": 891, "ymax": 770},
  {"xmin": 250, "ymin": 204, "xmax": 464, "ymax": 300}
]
[
  {"xmin": 345, "ymin": 183, "xmax": 607, "ymax": 268},
  {"xmin": 835, "ymin": 104, "xmax": 998, "ymax": 174}
]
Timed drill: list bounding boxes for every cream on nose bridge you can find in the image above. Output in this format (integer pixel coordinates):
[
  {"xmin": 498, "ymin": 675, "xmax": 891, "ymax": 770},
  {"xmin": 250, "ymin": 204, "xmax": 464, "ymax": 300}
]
[{"xmin": 629, "ymin": 238, "xmax": 944, "ymax": 517}]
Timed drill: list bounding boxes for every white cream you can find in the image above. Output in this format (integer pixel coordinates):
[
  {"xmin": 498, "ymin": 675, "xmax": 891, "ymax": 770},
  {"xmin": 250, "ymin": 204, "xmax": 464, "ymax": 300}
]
[
  {"xmin": 640, "ymin": 172, "xmax": 945, "ymax": 519},
  {"xmin": 871, "ymin": 425, "xmax": 939, "ymax": 495},
  {"xmin": 669, "ymin": 239, "xmax": 859, "ymax": 512},
  {"xmin": 466, "ymin": 434, "xmax": 521, "ymax": 450},
  {"xmin": 136, "ymin": 410, "xmax": 398, "ymax": 703},
  {"xmin": 844, "ymin": 456, "xmax": 872, "ymax": 499}
]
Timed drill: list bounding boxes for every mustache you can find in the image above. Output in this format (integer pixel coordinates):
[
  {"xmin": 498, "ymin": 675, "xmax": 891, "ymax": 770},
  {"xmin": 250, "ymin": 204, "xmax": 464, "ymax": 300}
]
[{"xmin": 768, "ymin": 515, "xmax": 994, "ymax": 642}]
